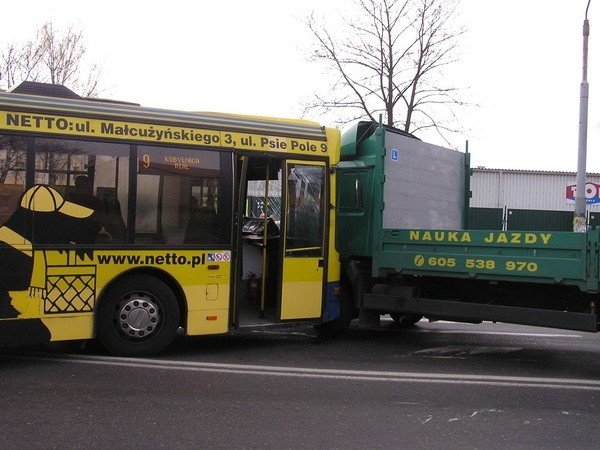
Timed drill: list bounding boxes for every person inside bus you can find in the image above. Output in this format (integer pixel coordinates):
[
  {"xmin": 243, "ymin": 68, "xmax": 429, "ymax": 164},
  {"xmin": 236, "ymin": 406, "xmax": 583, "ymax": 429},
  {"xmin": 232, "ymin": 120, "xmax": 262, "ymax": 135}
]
[
  {"xmin": 68, "ymin": 175, "xmax": 100, "ymax": 211},
  {"xmin": 68, "ymin": 175, "xmax": 121, "ymax": 241}
]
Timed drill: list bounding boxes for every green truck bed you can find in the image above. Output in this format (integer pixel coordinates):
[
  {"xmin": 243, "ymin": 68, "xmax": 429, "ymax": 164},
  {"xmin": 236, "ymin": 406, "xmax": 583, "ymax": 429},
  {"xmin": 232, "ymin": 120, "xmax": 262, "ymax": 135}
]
[{"xmin": 375, "ymin": 228, "xmax": 597, "ymax": 292}]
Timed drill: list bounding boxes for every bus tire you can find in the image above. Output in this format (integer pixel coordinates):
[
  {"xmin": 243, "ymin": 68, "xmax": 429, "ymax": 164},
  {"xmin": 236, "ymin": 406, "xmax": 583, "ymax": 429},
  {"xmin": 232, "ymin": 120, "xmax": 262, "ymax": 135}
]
[{"xmin": 97, "ymin": 275, "xmax": 180, "ymax": 357}]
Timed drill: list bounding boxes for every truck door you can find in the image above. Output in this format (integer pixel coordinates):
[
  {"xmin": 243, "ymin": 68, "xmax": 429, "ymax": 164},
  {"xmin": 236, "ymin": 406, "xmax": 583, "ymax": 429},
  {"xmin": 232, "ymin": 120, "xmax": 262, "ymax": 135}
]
[{"xmin": 279, "ymin": 161, "xmax": 327, "ymax": 320}]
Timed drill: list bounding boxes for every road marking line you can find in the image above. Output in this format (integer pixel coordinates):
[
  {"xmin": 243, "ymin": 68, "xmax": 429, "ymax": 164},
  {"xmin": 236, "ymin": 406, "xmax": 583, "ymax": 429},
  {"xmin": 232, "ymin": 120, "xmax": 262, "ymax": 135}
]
[{"xmin": 5, "ymin": 352, "xmax": 600, "ymax": 391}]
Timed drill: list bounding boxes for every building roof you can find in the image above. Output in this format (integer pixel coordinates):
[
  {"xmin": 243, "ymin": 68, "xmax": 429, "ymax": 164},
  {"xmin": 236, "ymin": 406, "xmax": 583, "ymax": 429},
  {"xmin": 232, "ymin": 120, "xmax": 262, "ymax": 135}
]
[{"xmin": 472, "ymin": 167, "xmax": 600, "ymax": 177}]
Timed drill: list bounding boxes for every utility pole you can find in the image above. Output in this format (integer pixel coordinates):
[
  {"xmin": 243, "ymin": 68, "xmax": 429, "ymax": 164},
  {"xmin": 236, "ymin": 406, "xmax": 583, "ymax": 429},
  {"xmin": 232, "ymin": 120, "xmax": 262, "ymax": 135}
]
[{"xmin": 574, "ymin": 0, "xmax": 592, "ymax": 232}]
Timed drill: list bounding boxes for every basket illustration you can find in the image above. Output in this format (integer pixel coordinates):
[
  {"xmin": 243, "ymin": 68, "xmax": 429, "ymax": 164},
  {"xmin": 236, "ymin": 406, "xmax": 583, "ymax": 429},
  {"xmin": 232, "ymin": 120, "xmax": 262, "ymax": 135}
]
[{"xmin": 44, "ymin": 264, "xmax": 96, "ymax": 314}]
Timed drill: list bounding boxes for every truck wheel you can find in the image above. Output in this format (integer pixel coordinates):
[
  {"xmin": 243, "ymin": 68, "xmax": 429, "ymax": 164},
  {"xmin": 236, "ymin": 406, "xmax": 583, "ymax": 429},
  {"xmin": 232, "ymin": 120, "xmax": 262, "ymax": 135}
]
[
  {"xmin": 390, "ymin": 313, "xmax": 422, "ymax": 326},
  {"xmin": 97, "ymin": 275, "xmax": 180, "ymax": 357}
]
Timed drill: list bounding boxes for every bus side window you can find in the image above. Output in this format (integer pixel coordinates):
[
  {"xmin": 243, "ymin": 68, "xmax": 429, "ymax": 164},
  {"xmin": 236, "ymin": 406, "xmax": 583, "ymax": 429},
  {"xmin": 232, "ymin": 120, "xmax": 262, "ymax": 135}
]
[
  {"xmin": 30, "ymin": 138, "xmax": 129, "ymax": 245},
  {"xmin": 184, "ymin": 205, "xmax": 219, "ymax": 244},
  {"xmin": 98, "ymin": 198, "xmax": 127, "ymax": 243}
]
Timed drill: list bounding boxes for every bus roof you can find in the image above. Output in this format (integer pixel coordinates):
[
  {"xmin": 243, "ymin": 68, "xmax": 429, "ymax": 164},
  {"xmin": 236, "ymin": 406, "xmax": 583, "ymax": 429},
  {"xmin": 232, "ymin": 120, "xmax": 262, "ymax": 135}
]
[{"xmin": 0, "ymin": 83, "xmax": 327, "ymax": 141}]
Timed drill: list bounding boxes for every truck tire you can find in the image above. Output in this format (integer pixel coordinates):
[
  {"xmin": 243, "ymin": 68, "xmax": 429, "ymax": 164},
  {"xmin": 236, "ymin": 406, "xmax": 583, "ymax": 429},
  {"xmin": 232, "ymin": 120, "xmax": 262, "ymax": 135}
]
[
  {"xmin": 390, "ymin": 313, "xmax": 422, "ymax": 326},
  {"xmin": 97, "ymin": 275, "xmax": 180, "ymax": 357}
]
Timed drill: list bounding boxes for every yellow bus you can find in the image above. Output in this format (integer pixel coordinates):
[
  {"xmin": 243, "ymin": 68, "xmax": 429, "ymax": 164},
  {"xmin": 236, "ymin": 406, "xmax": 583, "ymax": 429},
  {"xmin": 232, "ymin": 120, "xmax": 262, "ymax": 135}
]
[{"xmin": 0, "ymin": 82, "xmax": 348, "ymax": 356}]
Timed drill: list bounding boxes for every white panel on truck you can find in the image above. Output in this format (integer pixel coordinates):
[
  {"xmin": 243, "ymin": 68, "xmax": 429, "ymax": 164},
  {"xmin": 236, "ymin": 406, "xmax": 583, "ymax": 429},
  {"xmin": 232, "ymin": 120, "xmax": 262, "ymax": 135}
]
[{"xmin": 383, "ymin": 130, "xmax": 466, "ymax": 230}]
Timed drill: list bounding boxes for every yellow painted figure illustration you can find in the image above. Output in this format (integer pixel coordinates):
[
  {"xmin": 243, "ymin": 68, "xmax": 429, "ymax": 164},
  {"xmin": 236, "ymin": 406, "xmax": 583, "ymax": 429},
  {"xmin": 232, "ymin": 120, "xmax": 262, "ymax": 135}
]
[{"xmin": 0, "ymin": 185, "xmax": 99, "ymax": 332}]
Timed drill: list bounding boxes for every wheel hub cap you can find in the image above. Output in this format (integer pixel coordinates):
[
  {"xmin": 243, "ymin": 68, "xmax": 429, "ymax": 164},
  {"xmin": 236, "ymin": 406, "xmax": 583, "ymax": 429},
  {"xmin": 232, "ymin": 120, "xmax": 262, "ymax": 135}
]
[{"xmin": 117, "ymin": 294, "xmax": 159, "ymax": 338}]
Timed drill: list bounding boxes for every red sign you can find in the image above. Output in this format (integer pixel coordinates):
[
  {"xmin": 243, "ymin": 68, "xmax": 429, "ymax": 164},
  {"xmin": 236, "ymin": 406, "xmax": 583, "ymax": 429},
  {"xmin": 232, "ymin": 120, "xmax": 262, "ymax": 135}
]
[{"xmin": 566, "ymin": 182, "xmax": 600, "ymax": 204}]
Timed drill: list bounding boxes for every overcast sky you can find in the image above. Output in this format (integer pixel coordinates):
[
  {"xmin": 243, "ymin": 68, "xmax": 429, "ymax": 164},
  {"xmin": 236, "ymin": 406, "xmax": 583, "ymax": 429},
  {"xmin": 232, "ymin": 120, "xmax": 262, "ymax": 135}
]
[{"xmin": 2, "ymin": 0, "xmax": 598, "ymax": 172}]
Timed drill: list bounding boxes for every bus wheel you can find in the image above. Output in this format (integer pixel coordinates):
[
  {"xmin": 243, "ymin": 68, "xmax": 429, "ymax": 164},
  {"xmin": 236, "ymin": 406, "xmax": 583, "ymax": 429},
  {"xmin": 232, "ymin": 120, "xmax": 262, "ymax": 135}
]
[
  {"xmin": 97, "ymin": 275, "xmax": 180, "ymax": 357},
  {"xmin": 389, "ymin": 313, "xmax": 422, "ymax": 326}
]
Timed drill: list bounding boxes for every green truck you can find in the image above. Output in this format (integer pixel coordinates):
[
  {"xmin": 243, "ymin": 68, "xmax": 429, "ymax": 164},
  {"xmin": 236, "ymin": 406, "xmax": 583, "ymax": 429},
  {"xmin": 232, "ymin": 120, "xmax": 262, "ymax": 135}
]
[{"xmin": 335, "ymin": 121, "xmax": 598, "ymax": 333}]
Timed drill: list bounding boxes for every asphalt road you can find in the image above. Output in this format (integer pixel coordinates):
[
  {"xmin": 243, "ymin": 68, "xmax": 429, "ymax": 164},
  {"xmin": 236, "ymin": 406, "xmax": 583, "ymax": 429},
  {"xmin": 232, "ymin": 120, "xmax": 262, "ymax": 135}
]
[{"xmin": 1, "ymin": 319, "xmax": 600, "ymax": 449}]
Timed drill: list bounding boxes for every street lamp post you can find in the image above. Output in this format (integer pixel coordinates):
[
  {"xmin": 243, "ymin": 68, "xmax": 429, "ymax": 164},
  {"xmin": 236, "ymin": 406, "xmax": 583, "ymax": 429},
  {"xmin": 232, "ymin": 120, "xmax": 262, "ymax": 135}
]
[{"xmin": 574, "ymin": 0, "xmax": 592, "ymax": 232}]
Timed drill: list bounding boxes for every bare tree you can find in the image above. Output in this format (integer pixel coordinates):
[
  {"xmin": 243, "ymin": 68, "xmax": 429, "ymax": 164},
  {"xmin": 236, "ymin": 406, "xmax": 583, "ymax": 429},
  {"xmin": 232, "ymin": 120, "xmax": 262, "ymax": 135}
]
[
  {"xmin": 0, "ymin": 22, "xmax": 101, "ymax": 97},
  {"xmin": 306, "ymin": 0, "xmax": 466, "ymax": 143},
  {"xmin": 0, "ymin": 136, "xmax": 26, "ymax": 184},
  {"xmin": 0, "ymin": 23, "xmax": 102, "ymax": 185}
]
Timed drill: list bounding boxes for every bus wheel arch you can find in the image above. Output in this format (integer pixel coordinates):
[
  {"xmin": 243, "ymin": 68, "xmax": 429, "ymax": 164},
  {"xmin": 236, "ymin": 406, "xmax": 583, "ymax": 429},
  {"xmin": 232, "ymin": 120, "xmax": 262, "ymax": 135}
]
[{"xmin": 96, "ymin": 271, "xmax": 184, "ymax": 356}]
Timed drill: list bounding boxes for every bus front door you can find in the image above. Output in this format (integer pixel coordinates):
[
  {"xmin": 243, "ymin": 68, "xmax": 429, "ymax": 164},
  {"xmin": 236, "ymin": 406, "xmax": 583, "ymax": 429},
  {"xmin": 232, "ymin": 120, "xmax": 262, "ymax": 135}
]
[{"xmin": 279, "ymin": 161, "xmax": 327, "ymax": 320}]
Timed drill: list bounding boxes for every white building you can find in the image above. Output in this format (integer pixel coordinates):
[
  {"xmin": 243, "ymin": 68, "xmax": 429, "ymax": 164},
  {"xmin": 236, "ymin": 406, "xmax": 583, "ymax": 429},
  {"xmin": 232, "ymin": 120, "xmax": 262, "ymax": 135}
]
[
  {"xmin": 469, "ymin": 168, "xmax": 600, "ymax": 230},
  {"xmin": 471, "ymin": 168, "xmax": 600, "ymax": 212}
]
